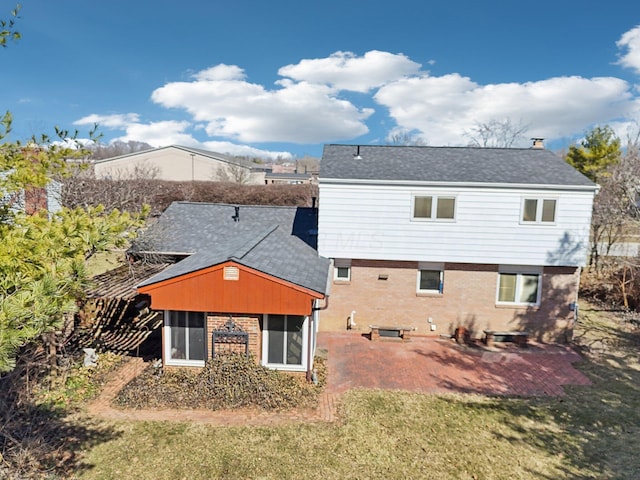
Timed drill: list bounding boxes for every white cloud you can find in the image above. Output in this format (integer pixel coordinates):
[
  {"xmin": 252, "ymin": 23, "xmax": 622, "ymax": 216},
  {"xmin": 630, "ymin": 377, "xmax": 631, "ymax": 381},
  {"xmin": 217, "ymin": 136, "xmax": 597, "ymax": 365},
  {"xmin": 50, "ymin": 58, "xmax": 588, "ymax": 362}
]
[
  {"xmin": 74, "ymin": 113, "xmax": 140, "ymax": 129},
  {"xmin": 75, "ymin": 115, "xmax": 292, "ymax": 160},
  {"xmin": 278, "ymin": 50, "xmax": 421, "ymax": 93},
  {"xmin": 617, "ymin": 25, "xmax": 640, "ymax": 74},
  {"xmin": 76, "ymin": 46, "xmax": 640, "ymax": 153},
  {"xmin": 151, "ymin": 66, "xmax": 373, "ymax": 143},
  {"xmin": 375, "ymin": 73, "xmax": 636, "ymax": 145},
  {"xmin": 192, "ymin": 64, "xmax": 247, "ymax": 81},
  {"xmin": 110, "ymin": 120, "xmax": 195, "ymax": 147},
  {"xmin": 199, "ymin": 141, "xmax": 292, "ymax": 160}
]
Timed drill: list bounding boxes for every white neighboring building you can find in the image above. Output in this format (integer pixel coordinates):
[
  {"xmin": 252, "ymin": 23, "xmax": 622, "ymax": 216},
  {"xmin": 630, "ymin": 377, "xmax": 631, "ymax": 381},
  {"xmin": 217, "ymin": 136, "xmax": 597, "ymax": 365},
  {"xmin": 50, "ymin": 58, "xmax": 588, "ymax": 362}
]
[
  {"xmin": 318, "ymin": 143, "xmax": 598, "ymax": 342},
  {"xmin": 92, "ymin": 145, "xmax": 265, "ymax": 184}
]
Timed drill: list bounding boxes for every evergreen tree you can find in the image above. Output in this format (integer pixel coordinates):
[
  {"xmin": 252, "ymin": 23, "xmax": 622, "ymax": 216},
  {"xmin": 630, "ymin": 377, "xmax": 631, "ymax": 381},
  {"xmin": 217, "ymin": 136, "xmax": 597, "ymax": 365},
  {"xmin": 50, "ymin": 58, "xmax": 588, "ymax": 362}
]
[
  {"xmin": 566, "ymin": 125, "xmax": 621, "ymax": 182},
  {"xmin": 0, "ymin": 118, "xmax": 146, "ymax": 372}
]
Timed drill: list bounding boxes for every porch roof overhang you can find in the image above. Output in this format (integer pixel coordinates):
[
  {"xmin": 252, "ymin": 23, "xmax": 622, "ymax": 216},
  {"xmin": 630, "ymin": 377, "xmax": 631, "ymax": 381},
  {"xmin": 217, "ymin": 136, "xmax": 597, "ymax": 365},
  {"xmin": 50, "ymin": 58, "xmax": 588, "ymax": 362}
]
[{"xmin": 137, "ymin": 260, "xmax": 324, "ymax": 316}]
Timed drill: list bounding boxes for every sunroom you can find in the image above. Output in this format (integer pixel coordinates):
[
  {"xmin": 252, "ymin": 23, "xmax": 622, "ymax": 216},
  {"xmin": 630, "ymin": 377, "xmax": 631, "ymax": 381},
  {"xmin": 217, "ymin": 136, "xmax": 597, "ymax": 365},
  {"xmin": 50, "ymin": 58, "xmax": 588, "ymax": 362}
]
[{"xmin": 131, "ymin": 202, "xmax": 330, "ymax": 376}]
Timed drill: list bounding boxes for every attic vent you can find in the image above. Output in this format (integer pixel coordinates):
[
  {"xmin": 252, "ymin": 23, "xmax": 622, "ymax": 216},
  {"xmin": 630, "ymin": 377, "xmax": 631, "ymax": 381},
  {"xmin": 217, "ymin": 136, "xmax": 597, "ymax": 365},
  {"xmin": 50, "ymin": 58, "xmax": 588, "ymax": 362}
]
[{"xmin": 223, "ymin": 266, "xmax": 239, "ymax": 281}]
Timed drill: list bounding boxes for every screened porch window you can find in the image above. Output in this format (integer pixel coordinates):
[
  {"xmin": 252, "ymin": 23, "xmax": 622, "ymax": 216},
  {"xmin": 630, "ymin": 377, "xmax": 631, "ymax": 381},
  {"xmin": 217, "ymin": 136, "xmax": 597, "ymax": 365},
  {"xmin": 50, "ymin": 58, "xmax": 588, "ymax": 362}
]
[
  {"xmin": 165, "ymin": 311, "xmax": 205, "ymax": 366},
  {"xmin": 264, "ymin": 314, "xmax": 306, "ymax": 369}
]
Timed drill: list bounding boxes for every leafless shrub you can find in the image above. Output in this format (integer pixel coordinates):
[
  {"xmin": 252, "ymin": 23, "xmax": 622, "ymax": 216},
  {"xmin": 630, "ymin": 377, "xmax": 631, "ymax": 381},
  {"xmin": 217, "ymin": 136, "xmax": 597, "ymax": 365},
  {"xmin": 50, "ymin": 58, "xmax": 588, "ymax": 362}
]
[
  {"xmin": 0, "ymin": 345, "xmax": 119, "ymax": 479},
  {"xmin": 464, "ymin": 118, "xmax": 529, "ymax": 148},
  {"xmin": 115, "ymin": 354, "xmax": 326, "ymax": 411},
  {"xmin": 62, "ymin": 176, "xmax": 318, "ymax": 216}
]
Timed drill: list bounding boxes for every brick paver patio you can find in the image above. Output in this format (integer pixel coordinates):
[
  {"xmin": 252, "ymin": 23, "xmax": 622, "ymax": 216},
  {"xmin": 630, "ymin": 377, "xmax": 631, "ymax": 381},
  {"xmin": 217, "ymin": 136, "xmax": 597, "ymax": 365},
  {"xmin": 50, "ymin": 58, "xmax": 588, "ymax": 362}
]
[
  {"xmin": 318, "ymin": 332, "xmax": 592, "ymax": 397},
  {"xmin": 87, "ymin": 332, "xmax": 591, "ymax": 425}
]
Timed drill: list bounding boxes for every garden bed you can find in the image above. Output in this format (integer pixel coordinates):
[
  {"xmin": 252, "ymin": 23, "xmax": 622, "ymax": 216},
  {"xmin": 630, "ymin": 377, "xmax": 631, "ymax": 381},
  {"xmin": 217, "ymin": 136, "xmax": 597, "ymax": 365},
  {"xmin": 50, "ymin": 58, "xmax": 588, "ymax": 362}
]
[{"xmin": 114, "ymin": 354, "xmax": 326, "ymax": 411}]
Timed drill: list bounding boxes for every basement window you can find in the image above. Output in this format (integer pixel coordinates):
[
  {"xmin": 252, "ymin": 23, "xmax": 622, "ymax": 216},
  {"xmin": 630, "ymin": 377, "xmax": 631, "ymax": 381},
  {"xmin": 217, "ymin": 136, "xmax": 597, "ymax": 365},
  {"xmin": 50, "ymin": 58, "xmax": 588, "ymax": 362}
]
[
  {"xmin": 417, "ymin": 262, "xmax": 444, "ymax": 295},
  {"xmin": 333, "ymin": 258, "xmax": 352, "ymax": 283}
]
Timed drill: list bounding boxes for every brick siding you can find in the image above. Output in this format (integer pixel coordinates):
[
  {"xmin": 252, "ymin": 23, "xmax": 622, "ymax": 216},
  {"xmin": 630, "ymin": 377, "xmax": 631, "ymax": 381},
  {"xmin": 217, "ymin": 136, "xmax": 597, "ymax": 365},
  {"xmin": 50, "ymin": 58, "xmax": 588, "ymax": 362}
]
[
  {"xmin": 207, "ymin": 313, "xmax": 262, "ymax": 362},
  {"xmin": 320, "ymin": 261, "xmax": 579, "ymax": 342}
]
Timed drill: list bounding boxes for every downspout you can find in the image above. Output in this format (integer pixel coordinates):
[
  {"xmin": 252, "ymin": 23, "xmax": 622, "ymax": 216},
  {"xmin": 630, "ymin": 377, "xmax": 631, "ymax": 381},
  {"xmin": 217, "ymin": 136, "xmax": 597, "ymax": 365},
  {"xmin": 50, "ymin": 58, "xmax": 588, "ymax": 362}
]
[
  {"xmin": 568, "ymin": 266, "xmax": 581, "ymax": 343},
  {"xmin": 307, "ymin": 296, "xmax": 329, "ymax": 381}
]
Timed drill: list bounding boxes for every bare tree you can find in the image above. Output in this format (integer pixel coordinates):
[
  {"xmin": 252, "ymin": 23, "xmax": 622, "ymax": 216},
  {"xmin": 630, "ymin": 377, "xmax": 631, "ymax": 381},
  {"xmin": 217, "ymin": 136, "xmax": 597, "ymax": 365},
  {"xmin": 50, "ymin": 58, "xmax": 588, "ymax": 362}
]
[
  {"xmin": 589, "ymin": 138, "xmax": 640, "ymax": 272},
  {"xmin": 86, "ymin": 140, "xmax": 154, "ymax": 160},
  {"xmin": 215, "ymin": 164, "xmax": 251, "ymax": 184},
  {"xmin": 464, "ymin": 119, "xmax": 529, "ymax": 148},
  {"xmin": 388, "ymin": 130, "xmax": 428, "ymax": 146}
]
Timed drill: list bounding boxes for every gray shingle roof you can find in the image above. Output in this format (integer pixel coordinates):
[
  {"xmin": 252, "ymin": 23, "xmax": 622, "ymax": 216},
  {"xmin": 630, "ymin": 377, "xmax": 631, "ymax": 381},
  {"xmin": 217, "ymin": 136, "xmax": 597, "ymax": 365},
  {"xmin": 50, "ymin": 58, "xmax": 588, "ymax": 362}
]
[
  {"xmin": 135, "ymin": 202, "xmax": 329, "ymax": 295},
  {"xmin": 321, "ymin": 144, "xmax": 597, "ymax": 188}
]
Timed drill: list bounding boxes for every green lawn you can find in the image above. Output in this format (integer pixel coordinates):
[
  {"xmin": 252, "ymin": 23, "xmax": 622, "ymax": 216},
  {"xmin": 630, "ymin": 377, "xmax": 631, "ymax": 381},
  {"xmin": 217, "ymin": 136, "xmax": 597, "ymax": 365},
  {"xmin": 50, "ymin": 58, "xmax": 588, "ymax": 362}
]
[{"xmin": 74, "ymin": 305, "xmax": 640, "ymax": 480}]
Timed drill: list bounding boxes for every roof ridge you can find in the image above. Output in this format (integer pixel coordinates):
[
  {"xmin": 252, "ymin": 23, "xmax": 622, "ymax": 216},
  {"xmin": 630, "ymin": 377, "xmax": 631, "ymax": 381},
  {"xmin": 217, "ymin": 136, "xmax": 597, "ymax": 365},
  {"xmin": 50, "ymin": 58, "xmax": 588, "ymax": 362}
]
[
  {"xmin": 171, "ymin": 201, "xmax": 300, "ymax": 210},
  {"xmin": 230, "ymin": 224, "xmax": 280, "ymax": 260}
]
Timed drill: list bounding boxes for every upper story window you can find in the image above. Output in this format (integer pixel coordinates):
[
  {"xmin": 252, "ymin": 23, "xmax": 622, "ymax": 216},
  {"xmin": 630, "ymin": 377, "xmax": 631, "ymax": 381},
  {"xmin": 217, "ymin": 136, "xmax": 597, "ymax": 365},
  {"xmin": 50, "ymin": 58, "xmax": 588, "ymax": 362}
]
[
  {"xmin": 521, "ymin": 198, "xmax": 556, "ymax": 224},
  {"xmin": 413, "ymin": 195, "xmax": 456, "ymax": 221}
]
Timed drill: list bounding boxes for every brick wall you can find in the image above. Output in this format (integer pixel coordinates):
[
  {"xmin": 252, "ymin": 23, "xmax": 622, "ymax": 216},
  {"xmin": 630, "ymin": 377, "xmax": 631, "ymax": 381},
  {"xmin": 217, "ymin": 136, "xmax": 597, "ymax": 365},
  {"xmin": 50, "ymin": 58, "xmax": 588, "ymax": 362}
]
[
  {"xmin": 320, "ymin": 261, "xmax": 579, "ymax": 342},
  {"xmin": 207, "ymin": 313, "xmax": 262, "ymax": 362}
]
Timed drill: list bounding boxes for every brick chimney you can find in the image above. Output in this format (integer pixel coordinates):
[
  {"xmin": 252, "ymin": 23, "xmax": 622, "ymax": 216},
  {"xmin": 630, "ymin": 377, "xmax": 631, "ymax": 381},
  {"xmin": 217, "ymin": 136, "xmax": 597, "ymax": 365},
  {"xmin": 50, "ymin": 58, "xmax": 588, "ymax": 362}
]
[{"xmin": 531, "ymin": 138, "xmax": 545, "ymax": 149}]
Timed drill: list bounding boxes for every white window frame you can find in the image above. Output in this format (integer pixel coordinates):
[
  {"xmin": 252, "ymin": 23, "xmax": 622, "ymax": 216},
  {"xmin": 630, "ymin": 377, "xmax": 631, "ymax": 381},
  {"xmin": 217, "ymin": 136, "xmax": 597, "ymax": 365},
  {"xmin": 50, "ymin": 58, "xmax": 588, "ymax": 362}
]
[
  {"xmin": 495, "ymin": 267, "xmax": 543, "ymax": 306},
  {"xmin": 261, "ymin": 314, "xmax": 308, "ymax": 372},
  {"xmin": 412, "ymin": 194, "xmax": 456, "ymax": 221},
  {"xmin": 416, "ymin": 262, "xmax": 444, "ymax": 294},
  {"xmin": 333, "ymin": 259, "xmax": 352, "ymax": 282},
  {"xmin": 334, "ymin": 266, "xmax": 351, "ymax": 281},
  {"xmin": 520, "ymin": 198, "xmax": 557, "ymax": 224},
  {"xmin": 163, "ymin": 310, "xmax": 206, "ymax": 367}
]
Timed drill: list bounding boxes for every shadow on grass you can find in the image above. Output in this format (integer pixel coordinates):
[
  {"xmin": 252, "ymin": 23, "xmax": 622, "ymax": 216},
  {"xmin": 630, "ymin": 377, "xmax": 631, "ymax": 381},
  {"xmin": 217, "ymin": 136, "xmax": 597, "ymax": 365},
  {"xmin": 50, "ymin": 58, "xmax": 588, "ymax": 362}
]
[
  {"xmin": 0, "ymin": 357, "xmax": 123, "ymax": 479},
  {"xmin": 418, "ymin": 308, "xmax": 640, "ymax": 478},
  {"xmin": 1, "ymin": 404, "xmax": 122, "ymax": 478}
]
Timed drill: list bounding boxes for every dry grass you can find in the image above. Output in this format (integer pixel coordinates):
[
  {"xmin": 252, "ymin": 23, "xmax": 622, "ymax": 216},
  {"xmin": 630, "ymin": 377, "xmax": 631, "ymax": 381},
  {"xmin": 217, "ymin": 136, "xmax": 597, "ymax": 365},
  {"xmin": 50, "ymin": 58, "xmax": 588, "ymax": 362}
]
[{"xmin": 68, "ymin": 304, "xmax": 640, "ymax": 479}]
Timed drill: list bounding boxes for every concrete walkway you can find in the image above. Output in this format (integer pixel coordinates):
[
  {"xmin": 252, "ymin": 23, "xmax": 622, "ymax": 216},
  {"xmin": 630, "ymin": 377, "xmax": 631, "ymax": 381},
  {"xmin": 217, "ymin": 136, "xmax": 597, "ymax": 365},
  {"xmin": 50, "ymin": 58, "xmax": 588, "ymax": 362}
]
[{"xmin": 87, "ymin": 333, "xmax": 591, "ymax": 426}]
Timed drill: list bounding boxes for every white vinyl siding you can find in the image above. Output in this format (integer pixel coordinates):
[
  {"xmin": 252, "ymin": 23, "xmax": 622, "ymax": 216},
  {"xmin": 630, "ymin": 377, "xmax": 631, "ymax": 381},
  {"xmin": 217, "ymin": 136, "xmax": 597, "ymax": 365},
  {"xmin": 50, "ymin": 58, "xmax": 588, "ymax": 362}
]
[{"xmin": 318, "ymin": 182, "xmax": 594, "ymax": 267}]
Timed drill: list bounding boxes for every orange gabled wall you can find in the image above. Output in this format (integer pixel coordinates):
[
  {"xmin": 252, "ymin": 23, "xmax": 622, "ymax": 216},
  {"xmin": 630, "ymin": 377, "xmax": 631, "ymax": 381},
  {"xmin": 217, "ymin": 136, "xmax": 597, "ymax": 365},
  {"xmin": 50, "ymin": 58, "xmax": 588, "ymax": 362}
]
[{"xmin": 138, "ymin": 261, "xmax": 323, "ymax": 316}]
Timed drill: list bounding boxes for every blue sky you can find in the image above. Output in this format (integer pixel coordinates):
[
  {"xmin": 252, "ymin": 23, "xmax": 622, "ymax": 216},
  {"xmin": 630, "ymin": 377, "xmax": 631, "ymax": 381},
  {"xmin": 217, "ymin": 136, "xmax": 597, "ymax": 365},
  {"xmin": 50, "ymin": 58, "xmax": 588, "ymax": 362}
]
[{"xmin": 2, "ymin": 0, "xmax": 640, "ymax": 159}]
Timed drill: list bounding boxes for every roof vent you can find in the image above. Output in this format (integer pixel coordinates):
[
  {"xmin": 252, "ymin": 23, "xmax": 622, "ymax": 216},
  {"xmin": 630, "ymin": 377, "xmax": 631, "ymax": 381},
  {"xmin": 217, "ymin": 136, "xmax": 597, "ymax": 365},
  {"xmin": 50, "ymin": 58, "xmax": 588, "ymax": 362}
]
[
  {"xmin": 353, "ymin": 145, "xmax": 363, "ymax": 160},
  {"xmin": 232, "ymin": 206, "xmax": 240, "ymax": 222},
  {"xmin": 223, "ymin": 266, "xmax": 239, "ymax": 281},
  {"xmin": 531, "ymin": 138, "xmax": 545, "ymax": 149}
]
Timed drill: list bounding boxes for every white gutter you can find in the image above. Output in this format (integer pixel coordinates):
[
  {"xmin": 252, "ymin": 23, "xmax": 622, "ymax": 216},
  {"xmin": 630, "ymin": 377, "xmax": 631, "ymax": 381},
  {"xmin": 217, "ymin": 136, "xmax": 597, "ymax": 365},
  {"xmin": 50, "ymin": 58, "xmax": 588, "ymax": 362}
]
[{"xmin": 319, "ymin": 177, "xmax": 599, "ymax": 192}]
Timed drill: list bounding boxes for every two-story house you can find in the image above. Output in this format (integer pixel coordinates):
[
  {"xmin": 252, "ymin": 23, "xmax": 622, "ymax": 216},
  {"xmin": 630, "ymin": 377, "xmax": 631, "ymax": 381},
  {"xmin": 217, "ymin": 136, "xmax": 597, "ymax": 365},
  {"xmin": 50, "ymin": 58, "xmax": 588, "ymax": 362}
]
[{"xmin": 317, "ymin": 143, "xmax": 598, "ymax": 342}]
